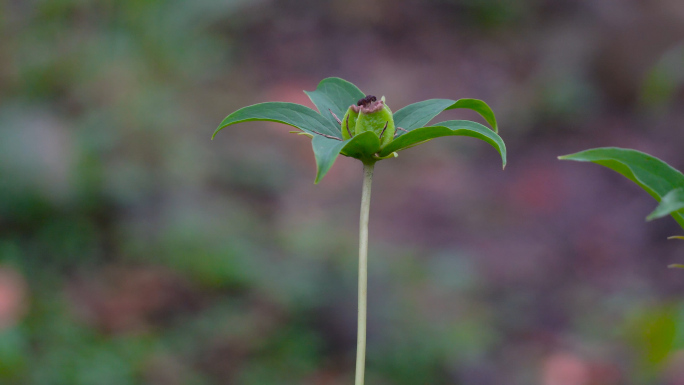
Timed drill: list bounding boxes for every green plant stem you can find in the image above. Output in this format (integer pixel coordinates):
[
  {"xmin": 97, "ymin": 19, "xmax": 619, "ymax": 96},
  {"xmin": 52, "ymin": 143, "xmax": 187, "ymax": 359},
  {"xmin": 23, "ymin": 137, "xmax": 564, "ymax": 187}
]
[{"xmin": 355, "ymin": 161, "xmax": 374, "ymax": 385}]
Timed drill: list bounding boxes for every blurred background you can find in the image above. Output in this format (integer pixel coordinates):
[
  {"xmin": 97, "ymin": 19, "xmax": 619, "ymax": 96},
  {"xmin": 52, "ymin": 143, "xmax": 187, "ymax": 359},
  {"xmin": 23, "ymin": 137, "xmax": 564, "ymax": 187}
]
[{"xmin": 1, "ymin": 0, "xmax": 684, "ymax": 384}]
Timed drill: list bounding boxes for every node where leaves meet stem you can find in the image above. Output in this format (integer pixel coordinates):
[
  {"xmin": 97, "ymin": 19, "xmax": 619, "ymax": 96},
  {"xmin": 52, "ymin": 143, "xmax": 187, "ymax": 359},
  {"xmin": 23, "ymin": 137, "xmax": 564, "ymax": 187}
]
[{"xmin": 355, "ymin": 161, "xmax": 374, "ymax": 385}]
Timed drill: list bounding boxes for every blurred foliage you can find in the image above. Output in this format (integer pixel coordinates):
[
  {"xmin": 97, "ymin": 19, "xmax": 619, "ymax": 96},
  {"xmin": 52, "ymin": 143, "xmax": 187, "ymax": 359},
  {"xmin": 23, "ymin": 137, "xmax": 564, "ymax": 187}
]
[
  {"xmin": 642, "ymin": 44, "xmax": 684, "ymax": 112},
  {"xmin": 624, "ymin": 304, "xmax": 679, "ymax": 373},
  {"xmin": 440, "ymin": 0, "xmax": 537, "ymax": 29},
  {"xmin": 1, "ymin": 0, "xmax": 684, "ymax": 384}
]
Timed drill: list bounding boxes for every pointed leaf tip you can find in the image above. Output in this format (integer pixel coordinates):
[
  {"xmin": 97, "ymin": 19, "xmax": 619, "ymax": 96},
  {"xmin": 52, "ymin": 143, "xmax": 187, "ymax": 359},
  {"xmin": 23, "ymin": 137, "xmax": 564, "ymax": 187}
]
[
  {"xmin": 647, "ymin": 188, "xmax": 684, "ymax": 221},
  {"xmin": 312, "ymin": 135, "xmax": 348, "ymax": 184}
]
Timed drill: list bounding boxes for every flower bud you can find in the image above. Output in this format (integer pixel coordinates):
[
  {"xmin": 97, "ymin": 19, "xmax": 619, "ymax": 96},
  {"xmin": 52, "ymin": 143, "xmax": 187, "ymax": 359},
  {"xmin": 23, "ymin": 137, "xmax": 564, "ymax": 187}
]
[
  {"xmin": 341, "ymin": 106, "xmax": 359, "ymax": 140},
  {"xmin": 354, "ymin": 95, "xmax": 395, "ymax": 148}
]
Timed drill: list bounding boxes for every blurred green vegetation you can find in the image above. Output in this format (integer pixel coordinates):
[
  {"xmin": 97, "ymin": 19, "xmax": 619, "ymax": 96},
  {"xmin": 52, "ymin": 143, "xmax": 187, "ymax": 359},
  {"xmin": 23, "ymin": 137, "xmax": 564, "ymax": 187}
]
[{"xmin": 1, "ymin": 0, "xmax": 684, "ymax": 384}]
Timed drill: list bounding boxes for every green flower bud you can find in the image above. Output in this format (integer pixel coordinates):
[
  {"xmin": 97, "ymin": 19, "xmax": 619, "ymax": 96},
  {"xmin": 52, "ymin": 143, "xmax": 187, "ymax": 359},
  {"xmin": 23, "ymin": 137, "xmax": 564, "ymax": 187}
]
[
  {"xmin": 354, "ymin": 95, "xmax": 395, "ymax": 148},
  {"xmin": 341, "ymin": 106, "xmax": 359, "ymax": 140}
]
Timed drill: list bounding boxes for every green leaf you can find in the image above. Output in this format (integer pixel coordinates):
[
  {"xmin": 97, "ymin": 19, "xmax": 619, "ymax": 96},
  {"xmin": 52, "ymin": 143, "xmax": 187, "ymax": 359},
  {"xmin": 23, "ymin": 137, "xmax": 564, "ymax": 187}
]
[
  {"xmin": 648, "ymin": 188, "xmax": 684, "ymax": 221},
  {"xmin": 340, "ymin": 131, "xmax": 382, "ymax": 162},
  {"xmin": 379, "ymin": 120, "xmax": 506, "ymax": 168},
  {"xmin": 393, "ymin": 99, "xmax": 498, "ymax": 134},
  {"xmin": 312, "ymin": 136, "xmax": 348, "ymax": 184},
  {"xmin": 212, "ymin": 102, "xmax": 340, "ymax": 139},
  {"xmin": 559, "ymin": 147, "xmax": 684, "ymax": 229},
  {"xmin": 311, "ymin": 132, "xmax": 381, "ymax": 184},
  {"xmin": 669, "ymin": 264, "xmax": 684, "ymax": 269},
  {"xmin": 304, "ymin": 78, "xmax": 365, "ymax": 132},
  {"xmin": 668, "ymin": 236, "xmax": 684, "ymax": 240}
]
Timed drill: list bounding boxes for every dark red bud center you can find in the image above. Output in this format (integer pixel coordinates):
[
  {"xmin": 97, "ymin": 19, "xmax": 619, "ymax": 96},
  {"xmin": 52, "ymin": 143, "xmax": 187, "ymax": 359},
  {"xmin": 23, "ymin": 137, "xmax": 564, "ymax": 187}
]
[{"xmin": 357, "ymin": 95, "xmax": 377, "ymax": 107}]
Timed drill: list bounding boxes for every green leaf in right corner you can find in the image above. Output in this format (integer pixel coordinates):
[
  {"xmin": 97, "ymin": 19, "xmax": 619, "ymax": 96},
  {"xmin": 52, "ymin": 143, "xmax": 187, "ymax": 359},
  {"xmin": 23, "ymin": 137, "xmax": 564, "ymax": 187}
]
[
  {"xmin": 648, "ymin": 188, "xmax": 684, "ymax": 221},
  {"xmin": 393, "ymin": 99, "xmax": 498, "ymax": 134},
  {"xmin": 559, "ymin": 147, "xmax": 684, "ymax": 229},
  {"xmin": 378, "ymin": 120, "xmax": 506, "ymax": 169}
]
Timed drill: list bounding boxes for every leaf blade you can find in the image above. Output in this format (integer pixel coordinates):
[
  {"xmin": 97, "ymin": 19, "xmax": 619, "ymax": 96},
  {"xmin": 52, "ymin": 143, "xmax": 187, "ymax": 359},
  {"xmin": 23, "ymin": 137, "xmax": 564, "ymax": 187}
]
[
  {"xmin": 304, "ymin": 78, "xmax": 365, "ymax": 132},
  {"xmin": 559, "ymin": 147, "xmax": 684, "ymax": 229},
  {"xmin": 647, "ymin": 188, "xmax": 684, "ymax": 221},
  {"xmin": 341, "ymin": 131, "xmax": 382, "ymax": 163},
  {"xmin": 393, "ymin": 98, "xmax": 498, "ymax": 134},
  {"xmin": 311, "ymin": 131, "xmax": 381, "ymax": 184},
  {"xmin": 312, "ymin": 136, "xmax": 348, "ymax": 184},
  {"xmin": 213, "ymin": 102, "xmax": 340, "ymax": 139},
  {"xmin": 378, "ymin": 120, "xmax": 506, "ymax": 168}
]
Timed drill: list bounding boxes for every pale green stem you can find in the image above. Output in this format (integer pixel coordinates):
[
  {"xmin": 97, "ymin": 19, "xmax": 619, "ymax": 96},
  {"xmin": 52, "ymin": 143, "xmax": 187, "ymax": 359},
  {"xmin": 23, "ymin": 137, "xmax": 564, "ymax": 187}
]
[{"xmin": 355, "ymin": 161, "xmax": 374, "ymax": 385}]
